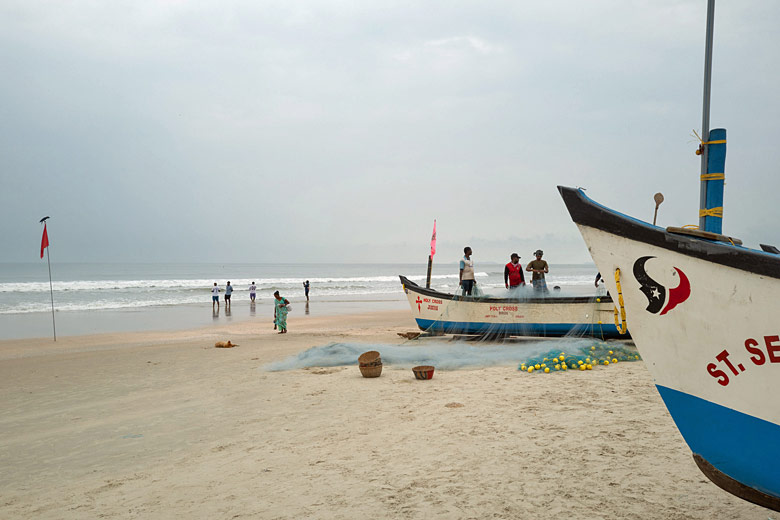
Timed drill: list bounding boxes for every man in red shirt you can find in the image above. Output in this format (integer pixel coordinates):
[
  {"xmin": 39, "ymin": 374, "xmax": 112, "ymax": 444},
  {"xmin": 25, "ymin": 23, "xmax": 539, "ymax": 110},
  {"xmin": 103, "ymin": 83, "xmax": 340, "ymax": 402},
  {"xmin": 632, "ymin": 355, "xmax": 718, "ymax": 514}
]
[{"xmin": 504, "ymin": 253, "xmax": 525, "ymax": 290}]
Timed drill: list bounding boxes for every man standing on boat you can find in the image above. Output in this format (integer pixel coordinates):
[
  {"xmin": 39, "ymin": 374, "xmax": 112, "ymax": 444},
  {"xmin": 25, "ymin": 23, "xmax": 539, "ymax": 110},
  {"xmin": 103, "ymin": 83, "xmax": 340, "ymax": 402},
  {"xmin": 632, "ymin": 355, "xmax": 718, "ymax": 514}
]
[
  {"xmin": 526, "ymin": 249, "xmax": 549, "ymax": 292},
  {"xmin": 459, "ymin": 246, "xmax": 476, "ymax": 295},
  {"xmin": 504, "ymin": 253, "xmax": 525, "ymax": 290}
]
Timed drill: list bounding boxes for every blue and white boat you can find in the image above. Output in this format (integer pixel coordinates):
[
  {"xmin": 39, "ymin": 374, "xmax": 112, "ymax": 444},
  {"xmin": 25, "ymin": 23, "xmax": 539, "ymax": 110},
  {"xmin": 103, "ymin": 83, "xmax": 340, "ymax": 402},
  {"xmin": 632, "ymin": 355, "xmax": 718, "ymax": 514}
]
[
  {"xmin": 399, "ymin": 275, "xmax": 627, "ymax": 339},
  {"xmin": 558, "ymin": 1, "xmax": 779, "ymax": 510},
  {"xmin": 560, "ymin": 186, "xmax": 780, "ymax": 510}
]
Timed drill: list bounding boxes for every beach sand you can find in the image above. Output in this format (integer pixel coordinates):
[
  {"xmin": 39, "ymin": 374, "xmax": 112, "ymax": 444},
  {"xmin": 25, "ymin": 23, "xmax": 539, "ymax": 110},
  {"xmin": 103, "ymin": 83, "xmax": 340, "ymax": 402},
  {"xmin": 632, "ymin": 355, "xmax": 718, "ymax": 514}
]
[{"xmin": 0, "ymin": 310, "xmax": 770, "ymax": 519}]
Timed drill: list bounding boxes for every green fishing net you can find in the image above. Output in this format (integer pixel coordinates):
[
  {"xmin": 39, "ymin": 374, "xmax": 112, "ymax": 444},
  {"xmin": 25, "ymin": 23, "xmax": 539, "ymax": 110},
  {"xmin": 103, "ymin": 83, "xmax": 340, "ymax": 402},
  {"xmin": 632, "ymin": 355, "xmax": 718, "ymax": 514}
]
[{"xmin": 519, "ymin": 342, "xmax": 640, "ymax": 374}]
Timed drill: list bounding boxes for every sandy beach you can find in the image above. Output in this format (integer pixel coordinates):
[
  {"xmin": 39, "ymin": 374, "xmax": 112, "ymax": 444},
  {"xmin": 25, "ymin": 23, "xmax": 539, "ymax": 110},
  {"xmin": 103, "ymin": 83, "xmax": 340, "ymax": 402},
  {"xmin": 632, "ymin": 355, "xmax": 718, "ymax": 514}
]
[{"xmin": 0, "ymin": 310, "xmax": 770, "ymax": 519}]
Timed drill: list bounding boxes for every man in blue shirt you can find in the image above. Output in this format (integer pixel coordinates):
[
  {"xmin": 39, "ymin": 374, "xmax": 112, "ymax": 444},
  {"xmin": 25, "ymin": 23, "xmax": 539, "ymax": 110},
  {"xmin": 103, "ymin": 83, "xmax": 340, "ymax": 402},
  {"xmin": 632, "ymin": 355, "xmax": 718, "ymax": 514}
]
[{"xmin": 225, "ymin": 281, "xmax": 233, "ymax": 308}]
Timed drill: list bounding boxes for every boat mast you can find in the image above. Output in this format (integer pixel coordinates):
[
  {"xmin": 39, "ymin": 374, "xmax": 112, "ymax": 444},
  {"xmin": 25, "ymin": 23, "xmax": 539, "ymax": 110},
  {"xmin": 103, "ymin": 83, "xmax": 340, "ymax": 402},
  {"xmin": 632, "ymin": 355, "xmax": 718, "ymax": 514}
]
[{"xmin": 698, "ymin": 0, "xmax": 716, "ymax": 230}]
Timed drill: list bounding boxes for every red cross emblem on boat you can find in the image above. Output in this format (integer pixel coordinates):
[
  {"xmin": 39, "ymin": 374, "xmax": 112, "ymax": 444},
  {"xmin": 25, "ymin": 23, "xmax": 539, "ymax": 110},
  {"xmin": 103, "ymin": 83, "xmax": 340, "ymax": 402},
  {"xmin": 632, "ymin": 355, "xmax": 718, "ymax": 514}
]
[{"xmin": 416, "ymin": 296, "xmax": 422, "ymax": 312}]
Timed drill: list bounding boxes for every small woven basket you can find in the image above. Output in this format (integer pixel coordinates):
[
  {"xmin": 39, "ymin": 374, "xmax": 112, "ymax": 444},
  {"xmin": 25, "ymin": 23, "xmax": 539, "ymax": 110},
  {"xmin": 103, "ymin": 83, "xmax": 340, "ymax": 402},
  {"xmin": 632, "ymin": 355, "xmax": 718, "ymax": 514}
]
[
  {"xmin": 359, "ymin": 363, "xmax": 383, "ymax": 378},
  {"xmin": 412, "ymin": 365, "xmax": 435, "ymax": 380},
  {"xmin": 358, "ymin": 351, "xmax": 382, "ymax": 367}
]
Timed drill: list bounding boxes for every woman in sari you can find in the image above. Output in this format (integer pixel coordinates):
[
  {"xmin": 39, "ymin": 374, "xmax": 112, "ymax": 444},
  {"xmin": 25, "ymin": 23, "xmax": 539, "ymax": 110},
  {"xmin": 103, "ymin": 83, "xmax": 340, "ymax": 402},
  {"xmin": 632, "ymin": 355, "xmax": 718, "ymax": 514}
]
[{"xmin": 273, "ymin": 290, "xmax": 289, "ymax": 333}]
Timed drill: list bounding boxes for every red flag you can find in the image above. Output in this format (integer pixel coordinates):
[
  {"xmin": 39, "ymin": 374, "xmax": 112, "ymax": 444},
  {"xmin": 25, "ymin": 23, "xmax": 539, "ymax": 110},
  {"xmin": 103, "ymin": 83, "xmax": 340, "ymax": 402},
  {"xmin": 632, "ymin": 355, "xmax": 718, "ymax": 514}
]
[
  {"xmin": 430, "ymin": 219, "xmax": 437, "ymax": 257},
  {"xmin": 40, "ymin": 223, "xmax": 49, "ymax": 259}
]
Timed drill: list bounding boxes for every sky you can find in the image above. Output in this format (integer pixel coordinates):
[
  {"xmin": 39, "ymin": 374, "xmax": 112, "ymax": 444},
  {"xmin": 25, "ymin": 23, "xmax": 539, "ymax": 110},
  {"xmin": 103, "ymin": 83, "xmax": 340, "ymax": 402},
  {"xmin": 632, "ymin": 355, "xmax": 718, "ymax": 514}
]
[{"xmin": 1, "ymin": 0, "xmax": 779, "ymax": 265}]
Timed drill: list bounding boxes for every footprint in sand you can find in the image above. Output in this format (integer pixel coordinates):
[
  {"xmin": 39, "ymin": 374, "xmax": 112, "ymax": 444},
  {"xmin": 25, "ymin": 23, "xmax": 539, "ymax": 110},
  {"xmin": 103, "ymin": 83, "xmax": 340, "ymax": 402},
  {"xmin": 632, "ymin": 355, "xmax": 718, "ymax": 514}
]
[{"xmin": 307, "ymin": 367, "xmax": 342, "ymax": 375}]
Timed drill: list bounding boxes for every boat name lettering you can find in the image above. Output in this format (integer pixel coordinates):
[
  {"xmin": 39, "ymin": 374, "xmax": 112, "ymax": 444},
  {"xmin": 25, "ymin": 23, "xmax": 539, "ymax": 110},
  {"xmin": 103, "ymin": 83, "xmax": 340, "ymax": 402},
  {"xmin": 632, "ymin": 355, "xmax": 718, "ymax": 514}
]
[
  {"xmin": 421, "ymin": 297, "xmax": 443, "ymax": 304},
  {"xmin": 706, "ymin": 335, "xmax": 780, "ymax": 387},
  {"xmin": 489, "ymin": 305, "xmax": 518, "ymax": 312},
  {"xmin": 427, "ymin": 304, "xmax": 439, "ymax": 311}
]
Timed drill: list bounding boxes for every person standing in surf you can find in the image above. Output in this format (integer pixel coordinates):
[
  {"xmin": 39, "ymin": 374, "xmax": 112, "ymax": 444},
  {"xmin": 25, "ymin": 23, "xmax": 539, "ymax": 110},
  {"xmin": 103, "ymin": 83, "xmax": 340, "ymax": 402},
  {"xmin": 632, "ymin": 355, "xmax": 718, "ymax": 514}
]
[
  {"xmin": 212, "ymin": 282, "xmax": 220, "ymax": 311},
  {"xmin": 249, "ymin": 281, "xmax": 257, "ymax": 302},
  {"xmin": 303, "ymin": 280, "xmax": 310, "ymax": 301},
  {"xmin": 459, "ymin": 246, "xmax": 476, "ymax": 296},
  {"xmin": 225, "ymin": 281, "xmax": 233, "ymax": 309}
]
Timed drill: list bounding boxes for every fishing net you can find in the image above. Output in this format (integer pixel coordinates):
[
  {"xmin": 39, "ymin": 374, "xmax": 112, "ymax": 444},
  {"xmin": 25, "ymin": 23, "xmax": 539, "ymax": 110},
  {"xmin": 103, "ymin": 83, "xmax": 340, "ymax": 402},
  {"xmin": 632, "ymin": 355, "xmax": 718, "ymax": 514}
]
[
  {"xmin": 263, "ymin": 261, "xmax": 641, "ymax": 374},
  {"xmin": 263, "ymin": 339, "xmax": 638, "ymax": 372},
  {"xmin": 392, "ymin": 260, "xmax": 641, "ymax": 373},
  {"xmin": 517, "ymin": 341, "xmax": 640, "ymax": 374}
]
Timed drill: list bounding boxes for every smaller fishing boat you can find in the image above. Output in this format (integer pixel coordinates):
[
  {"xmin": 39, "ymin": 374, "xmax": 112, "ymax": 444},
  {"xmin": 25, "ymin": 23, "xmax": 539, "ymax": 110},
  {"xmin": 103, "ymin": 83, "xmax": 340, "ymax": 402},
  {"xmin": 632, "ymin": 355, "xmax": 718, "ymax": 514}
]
[{"xmin": 399, "ymin": 275, "xmax": 628, "ymax": 339}]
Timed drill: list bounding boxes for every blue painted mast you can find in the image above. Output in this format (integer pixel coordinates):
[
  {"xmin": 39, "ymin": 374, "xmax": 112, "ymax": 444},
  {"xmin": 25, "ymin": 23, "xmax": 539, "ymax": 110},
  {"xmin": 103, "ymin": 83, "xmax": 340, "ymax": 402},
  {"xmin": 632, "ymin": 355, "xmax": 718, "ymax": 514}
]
[{"xmin": 698, "ymin": 0, "xmax": 727, "ymax": 234}]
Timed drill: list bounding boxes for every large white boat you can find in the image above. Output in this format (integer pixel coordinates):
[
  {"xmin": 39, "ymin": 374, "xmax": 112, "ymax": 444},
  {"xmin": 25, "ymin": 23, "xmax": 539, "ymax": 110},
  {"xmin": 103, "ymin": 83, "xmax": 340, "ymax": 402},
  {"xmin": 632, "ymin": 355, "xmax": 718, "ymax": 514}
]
[
  {"xmin": 399, "ymin": 275, "xmax": 627, "ymax": 339},
  {"xmin": 559, "ymin": 187, "xmax": 780, "ymax": 510},
  {"xmin": 558, "ymin": 0, "xmax": 779, "ymax": 509}
]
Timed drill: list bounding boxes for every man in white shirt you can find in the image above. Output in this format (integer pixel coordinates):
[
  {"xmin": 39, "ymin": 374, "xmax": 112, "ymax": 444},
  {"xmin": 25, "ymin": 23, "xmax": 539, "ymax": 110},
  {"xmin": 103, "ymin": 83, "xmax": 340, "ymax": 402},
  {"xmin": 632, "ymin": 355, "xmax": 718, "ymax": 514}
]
[
  {"xmin": 459, "ymin": 246, "xmax": 476, "ymax": 296},
  {"xmin": 212, "ymin": 282, "xmax": 220, "ymax": 310}
]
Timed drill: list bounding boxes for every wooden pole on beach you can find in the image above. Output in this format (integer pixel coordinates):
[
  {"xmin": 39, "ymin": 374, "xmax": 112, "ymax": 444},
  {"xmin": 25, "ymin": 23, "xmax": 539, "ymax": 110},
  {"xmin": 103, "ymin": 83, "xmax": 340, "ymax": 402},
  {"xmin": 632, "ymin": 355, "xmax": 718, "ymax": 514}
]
[
  {"xmin": 426, "ymin": 219, "xmax": 436, "ymax": 289},
  {"xmin": 40, "ymin": 216, "xmax": 56, "ymax": 341}
]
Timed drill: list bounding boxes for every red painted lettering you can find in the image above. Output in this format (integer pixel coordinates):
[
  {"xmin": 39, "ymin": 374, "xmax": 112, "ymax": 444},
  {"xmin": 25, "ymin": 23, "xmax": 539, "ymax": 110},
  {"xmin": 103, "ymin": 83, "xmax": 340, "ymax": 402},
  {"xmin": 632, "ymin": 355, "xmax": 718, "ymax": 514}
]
[
  {"xmin": 745, "ymin": 338, "xmax": 765, "ymax": 365},
  {"xmin": 716, "ymin": 350, "xmax": 739, "ymax": 376},
  {"xmin": 764, "ymin": 335, "xmax": 780, "ymax": 363},
  {"xmin": 707, "ymin": 363, "xmax": 729, "ymax": 386}
]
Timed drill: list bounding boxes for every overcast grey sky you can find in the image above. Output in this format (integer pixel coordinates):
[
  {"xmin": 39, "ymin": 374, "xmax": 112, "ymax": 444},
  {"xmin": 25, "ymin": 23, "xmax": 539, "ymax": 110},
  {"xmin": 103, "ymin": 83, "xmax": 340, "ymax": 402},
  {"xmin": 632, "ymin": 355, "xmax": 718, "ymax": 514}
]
[{"xmin": 1, "ymin": 0, "xmax": 778, "ymax": 264}]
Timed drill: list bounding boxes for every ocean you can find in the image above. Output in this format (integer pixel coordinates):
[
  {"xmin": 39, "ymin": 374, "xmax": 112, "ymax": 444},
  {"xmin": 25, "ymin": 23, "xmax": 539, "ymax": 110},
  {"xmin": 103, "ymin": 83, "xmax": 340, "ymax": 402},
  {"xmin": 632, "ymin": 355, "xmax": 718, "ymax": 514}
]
[{"xmin": 0, "ymin": 262, "xmax": 599, "ymax": 340}]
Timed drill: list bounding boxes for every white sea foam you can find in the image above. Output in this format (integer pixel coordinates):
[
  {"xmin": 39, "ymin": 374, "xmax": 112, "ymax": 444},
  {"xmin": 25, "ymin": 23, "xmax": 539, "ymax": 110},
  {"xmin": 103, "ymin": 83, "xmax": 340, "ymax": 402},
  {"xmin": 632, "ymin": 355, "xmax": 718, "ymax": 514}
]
[
  {"xmin": 0, "ymin": 272, "xmax": 482, "ymax": 294},
  {"xmin": 0, "ymin": 263, "xmax": 596, "ymax": 316}
]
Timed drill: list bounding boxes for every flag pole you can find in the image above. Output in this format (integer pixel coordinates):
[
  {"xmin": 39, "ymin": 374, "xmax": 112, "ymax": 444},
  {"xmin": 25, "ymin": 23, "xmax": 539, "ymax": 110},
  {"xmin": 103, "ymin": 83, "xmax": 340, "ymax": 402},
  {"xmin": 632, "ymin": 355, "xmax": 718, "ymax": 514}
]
[
  {"xmin": 46, "ymin": 243, "xmax": 56, "ymax": 341},
  {"xmin": 40, "ymin": 217, "xmax": 56, "ymax": 341},
  {"xmin": 426, "ymin": 219, "xmax": 436, "ymax": 289}
]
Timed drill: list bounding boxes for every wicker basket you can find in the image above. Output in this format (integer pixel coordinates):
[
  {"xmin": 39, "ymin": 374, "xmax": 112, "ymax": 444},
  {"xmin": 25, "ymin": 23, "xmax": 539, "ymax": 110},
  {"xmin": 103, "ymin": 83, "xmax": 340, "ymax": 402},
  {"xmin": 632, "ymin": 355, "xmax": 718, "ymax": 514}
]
[
  {"xmin": 412, "ymin": 365, "xmax": 435, "ymax": 380},
  {"xmin": 359, "ymin": 363, "xmax": 383, "ymax": 378},
  {"xmin": 358, "ymin": 350, "xmax": 382, "ymax": 367}
]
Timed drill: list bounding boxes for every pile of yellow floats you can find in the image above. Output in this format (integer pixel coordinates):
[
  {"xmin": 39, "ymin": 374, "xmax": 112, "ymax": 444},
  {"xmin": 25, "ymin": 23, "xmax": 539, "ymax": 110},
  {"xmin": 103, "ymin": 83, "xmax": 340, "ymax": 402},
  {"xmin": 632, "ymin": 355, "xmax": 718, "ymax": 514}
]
[{"xmin": 519, "ymin": 344, "xmax": 640, "ymax": 374}]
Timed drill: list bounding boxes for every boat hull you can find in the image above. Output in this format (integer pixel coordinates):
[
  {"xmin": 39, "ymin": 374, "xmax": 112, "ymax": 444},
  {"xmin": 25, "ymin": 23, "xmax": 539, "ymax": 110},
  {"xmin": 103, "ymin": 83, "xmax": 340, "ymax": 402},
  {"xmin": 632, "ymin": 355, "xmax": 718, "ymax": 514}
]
[
  {"xmin": 400, "ymin": 275, "xmax": 626, "ymax": 339},
  {"xmin": 559, "ymin": 186, "xmax": 780, "ymax": 510}
]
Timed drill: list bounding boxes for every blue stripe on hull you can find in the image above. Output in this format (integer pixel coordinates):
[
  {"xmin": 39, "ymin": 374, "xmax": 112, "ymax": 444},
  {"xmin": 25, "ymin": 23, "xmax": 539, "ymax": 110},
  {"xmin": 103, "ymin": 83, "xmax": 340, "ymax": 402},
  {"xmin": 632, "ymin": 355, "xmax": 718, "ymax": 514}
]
[
  {"xmin": 414, "ymin": 319, "xmax": 624, "ymax": 338},
  {"xmin": 656, "ymin": 385, "xmax": 780, "ymax": 499}
]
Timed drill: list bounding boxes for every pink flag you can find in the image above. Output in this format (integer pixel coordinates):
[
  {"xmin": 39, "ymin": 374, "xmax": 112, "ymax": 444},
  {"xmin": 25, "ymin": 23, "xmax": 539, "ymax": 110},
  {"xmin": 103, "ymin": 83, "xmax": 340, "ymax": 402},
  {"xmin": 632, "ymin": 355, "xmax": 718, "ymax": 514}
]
[
  {"xmin": 430, "ymin": 220, "xmax": 437, "ymax": 257},
  {"xmin": 40, "ymin": 223, "xmax": 49, "ymax": 259}
]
